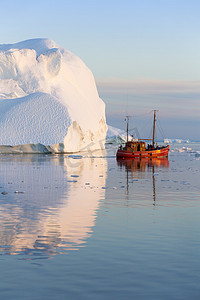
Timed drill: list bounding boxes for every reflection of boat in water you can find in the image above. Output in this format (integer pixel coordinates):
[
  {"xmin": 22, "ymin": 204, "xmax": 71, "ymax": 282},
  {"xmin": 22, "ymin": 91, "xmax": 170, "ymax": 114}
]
[
  {"xmin": 117, "ymin": 157, "xmax": 169, "ymax": 204},
  {"xmin": 116, "ymin": 110, "xmax": 169, "ymax": 159},
  {"xmin": 117, "ymin": 157, "xmax": 169, "ymax": 171}
]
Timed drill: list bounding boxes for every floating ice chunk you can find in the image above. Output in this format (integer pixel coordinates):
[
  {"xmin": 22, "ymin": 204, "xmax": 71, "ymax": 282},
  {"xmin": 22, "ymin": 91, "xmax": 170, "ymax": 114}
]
[
  {"xmin": 67, "ymin": 180, "xmax": 77, "ymax": 183},
  {"xmin": 68, "ymin": 155, "xmax": 83, "ymax": 159}
]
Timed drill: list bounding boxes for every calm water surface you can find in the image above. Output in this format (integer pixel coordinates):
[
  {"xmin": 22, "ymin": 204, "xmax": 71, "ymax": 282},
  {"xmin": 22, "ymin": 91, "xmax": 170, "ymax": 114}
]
[{"xmin": 0, "ymin": 143, "xmax": 200, "ymax": 300}]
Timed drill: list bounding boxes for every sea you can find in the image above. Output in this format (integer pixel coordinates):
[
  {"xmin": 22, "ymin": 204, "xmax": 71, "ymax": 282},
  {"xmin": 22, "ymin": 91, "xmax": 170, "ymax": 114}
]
[{"xmin": 0, "ymin": 142, "xmax": 200, "ymax": 300}]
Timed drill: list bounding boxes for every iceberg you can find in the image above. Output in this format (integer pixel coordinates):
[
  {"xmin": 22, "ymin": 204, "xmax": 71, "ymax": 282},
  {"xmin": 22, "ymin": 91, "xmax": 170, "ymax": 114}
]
[
  {"xmin": 0, "ymin": 38, "xmax": 107, "ymax": 152},
  {"xmin": 106, "ymin": 125, "xmax": 135, "ymax": 144},
  {"xmin": 164, "ymin": 138, "xmax": 190, "ymax": 144}
]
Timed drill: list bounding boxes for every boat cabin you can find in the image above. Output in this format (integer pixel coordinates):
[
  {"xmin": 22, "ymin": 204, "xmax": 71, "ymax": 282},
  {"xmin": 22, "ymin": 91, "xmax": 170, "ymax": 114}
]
[{"xmin": 123, "ymin": 141, "xmax": 146, "ymax": 152}]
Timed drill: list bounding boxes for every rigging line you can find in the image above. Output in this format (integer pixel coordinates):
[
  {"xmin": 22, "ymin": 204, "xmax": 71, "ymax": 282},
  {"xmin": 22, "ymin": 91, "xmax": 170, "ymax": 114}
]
[
  {"xmin": 127, "ymin": 127, "xmax": 141, "ymax": 139},
  {"xmin": 108, "ymin": 127, "xmax": 137, "ymax": 138},
  {"xmin": 128, "ymin": 127, "xmax": 140, "ymax": 132},
  {"xmin": 108, "ymin": 127, "xmax": 140, "ymax": 139},
  {"xmin": 142, "ymin": 119, "xmax": 152, "ymax": 130},
  {"xmin": 139, "ymin": 116, "xmax": 153, "ymax": 136},
  {"xmin": 131, "ymin": 110, "xmax": 152, "ymax": 118},
  {"xmin": 117, "ymin": 127, "xmax": 141, "ymax": 138},
  {"xmin": 156, "ymin": 122, "xmax": 165, "ymax": 139},
  {"xmin": 149, "ymin": 126, "xmax": 153, "ymax": 140},
  {"xmin": 157, "ymin": 117, "xmax": 166, "ymax": 138},
  {"xmin": 158, "ymin": 119, "xmax": 165, "ymax": 138}
]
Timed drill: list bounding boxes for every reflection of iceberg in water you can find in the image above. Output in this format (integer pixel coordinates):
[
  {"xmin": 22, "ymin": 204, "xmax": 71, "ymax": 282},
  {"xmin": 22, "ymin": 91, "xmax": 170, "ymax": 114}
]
[
  {"xmin": 0, "ymin": 153, "xmax": 107, "ymax": 258},
  {"xmin": 43, "ymin": 153, "xmax": 107, "ymax": 252}
]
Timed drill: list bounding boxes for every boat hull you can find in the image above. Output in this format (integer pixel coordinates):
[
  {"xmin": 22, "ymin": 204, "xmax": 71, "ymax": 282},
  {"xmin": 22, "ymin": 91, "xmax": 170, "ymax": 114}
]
[{"xmin": 116, "ymin": 145, "xmax": 169, "ymax": 159}]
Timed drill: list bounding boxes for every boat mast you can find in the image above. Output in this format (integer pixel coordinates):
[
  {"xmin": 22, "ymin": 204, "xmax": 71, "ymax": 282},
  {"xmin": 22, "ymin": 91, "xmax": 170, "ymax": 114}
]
[
  {"xmin": 126, "ymin": 116, "xmax": 130, "ymax": 143},
  {"xmin": 152, "ymin": 110, "xmax": 157, "ymax": 148}
]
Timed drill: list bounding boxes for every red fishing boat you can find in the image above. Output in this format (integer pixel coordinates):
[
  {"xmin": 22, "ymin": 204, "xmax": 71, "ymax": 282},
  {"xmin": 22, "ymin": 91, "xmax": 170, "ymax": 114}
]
[{"xmin": 116, "ymin": 110, "xmax": 169, "ymax": 159}]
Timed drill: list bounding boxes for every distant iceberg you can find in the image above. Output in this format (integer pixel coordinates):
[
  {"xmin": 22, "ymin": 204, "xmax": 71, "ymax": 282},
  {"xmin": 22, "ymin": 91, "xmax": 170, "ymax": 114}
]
[
  {"xmin": 164, "ymin": 138, "xmax": 190, "ymax": 144},
  {"xmin": 106, "ymin": 125, "xmax": 133, "ymax": 144},
  {"xmin": 0, "ymin": 38, "xmax": 107, "ymax": 152}
]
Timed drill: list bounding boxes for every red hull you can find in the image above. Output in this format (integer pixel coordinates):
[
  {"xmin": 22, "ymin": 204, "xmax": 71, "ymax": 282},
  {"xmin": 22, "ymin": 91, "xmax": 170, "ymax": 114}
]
[{"xmin": 116, "ymin": 145, "xmax": 169, "ymax": 159}]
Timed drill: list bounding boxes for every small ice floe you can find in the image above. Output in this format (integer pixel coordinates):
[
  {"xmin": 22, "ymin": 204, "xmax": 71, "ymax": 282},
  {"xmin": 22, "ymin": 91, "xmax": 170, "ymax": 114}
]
[
  {"xmin": 1, "ymin": 192, "xmax": 8, "ymax": 195},
  {"xmin": 195, "ymin": 151, "xmax": 200, "ymax": 157},
  {"xmin": 173, "ymin": 147, "xmax": 194, "ymax": 153},
  {"xmin": 68, "ymin": 155, "xmax": 83, "ymax": 159},
  {"xmin": 182, "ymin": 147, "xmax": 195, "ymax": 153},
  {"xmin": 181, "ymin": 181, "xmax": 190, "ymax": 185},
  {"xmin": 67, "ymin": 180, "xmax": 77, "ymax": 183},
  {"xmin": 186, "ymin": 148, "xmax": 194, "ymax": 153}
]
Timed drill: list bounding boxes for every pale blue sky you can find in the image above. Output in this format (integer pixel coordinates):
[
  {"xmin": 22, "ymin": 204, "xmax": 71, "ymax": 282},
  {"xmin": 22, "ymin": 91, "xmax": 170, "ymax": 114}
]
[
  {"xmin": 0, "ymin": 0, "xmax": 200, "ymax": 138},
  {"xmin": 1, "ymin": 0, "xmax": 200, "ymax": 80}
]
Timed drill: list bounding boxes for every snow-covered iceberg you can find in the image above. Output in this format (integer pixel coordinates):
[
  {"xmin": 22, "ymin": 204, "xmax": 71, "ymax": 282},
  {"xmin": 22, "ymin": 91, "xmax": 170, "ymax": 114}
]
[{"xmin": 0, "ymin": 38, "xmax": 107, "ymax": 152}]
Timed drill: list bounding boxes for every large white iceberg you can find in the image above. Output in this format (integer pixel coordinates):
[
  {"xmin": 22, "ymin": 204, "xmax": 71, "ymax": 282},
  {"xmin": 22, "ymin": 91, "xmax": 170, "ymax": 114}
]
[{"xmin": 0, "ymin": 38, "xmax": 107, "ymax": 152}]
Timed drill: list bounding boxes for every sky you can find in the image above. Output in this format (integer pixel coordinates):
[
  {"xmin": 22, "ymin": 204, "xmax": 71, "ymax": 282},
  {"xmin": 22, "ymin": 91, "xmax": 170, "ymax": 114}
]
[{"xmin": 0, "ymin": 0, "xmax": 200, "ymax": 139}]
